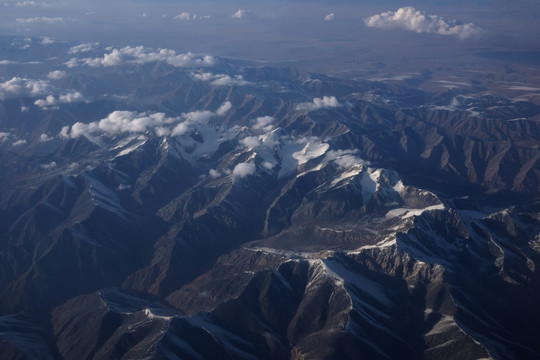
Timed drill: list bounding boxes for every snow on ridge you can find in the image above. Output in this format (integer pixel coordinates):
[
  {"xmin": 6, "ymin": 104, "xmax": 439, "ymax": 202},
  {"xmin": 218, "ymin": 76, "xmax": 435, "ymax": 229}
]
[
  {"xmin": 247, "ymin": 246, "xmax": 334, "ymax": 260},
  {"xmin": 347, "ymin": 236, "xmax": 397, "ymax": 254},
  {"xmin": 292, "ymin": 142, "xmax": 330, "ymax": 165},
  {"xmin": 385, "ymin": 204, "xmax": 445, "ymax": 219},
  {"xmin": 143, "ymin": 308, "xmax": 175, "ymax": 321},
  {"xmin": 361, "ymin": 169, "xmax": 378, "ymax": 202},
  {"xmin": 85, "ymin": 173, "xmax": 131, "ymax": 218},
  {"xmin": 114, "ymin": 136, "xmax": 148, "ymax": 157},
  {"xmin": 331, "ymin": 167, "xmax": 363, "ymax": 187}
]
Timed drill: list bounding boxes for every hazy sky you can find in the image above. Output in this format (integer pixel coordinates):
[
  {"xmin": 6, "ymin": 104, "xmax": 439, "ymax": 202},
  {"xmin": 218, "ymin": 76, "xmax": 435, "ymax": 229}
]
[{"xmin": 1, "ymin": 0, "xmax": 539, "ymax": 73}]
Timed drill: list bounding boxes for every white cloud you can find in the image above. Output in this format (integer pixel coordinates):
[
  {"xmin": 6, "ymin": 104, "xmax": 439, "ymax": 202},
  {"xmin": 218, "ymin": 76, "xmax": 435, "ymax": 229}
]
[
  {"xmin": 76, "ymin": 46, "xmax": 216, "ymax": 68},
  {"xmin": 232, "ymin": 162, "xmax": 255, "ymax": 179},
  {"xmin": 216, "ymin": 101, "xmax": 232, "ymax": 116},
  {"xmin": 15, "ymin": 1, "xmax": 37, "ymax": 6},
  {"xmin": 192, "ymin": 72, "xmax": 214, "ymax": 81},
  {"xmin": 232, "ymin": 9, "xmax": 251, "ymax": 19},
  {"xmin": 0, "ymin": 132, "xmax": 10, "ymax": 142},
  {"xmin": 171, "ymin": 122, "xmax": 189, "ymax": 136},
  {"xmin": 365, "ymin": 7, "xmax": 484, "ymax": 39},
  {"xmin": 252, "ymin": 116, "xmax": 274, "ymax": 131},
  {"xmin": 174, "ymin": 12, "xmax": 210, "ymax": 21},
  {"xmin": 212, "ymin": 75, "xmax": 250, "ymax": 86},
  {"xmin": 34, "ymin": 95, "xmax": 56, "ymax": 108},
  {"xmin": 175, "ymin": 12, "xmax": 191, "ymax": 20},
  {"xmin": 324, "ymin": 13, "xmax": 335, "ymax": 21},
  {"xmin": 41, "ymin": 37, "xmax": 55, "ymax": 45},
  {"xmin": 39, "ymin": 133, "xmax": 54, "ymax": 142},
  {"xmin": 60, "ymin": 101, "xmax": 231, "ymax": 139},
  {"xmin": 12, "ymin": 139, "xmax": 27, "ymax": 146},
  {"xmin": 40, "ymin": 161, "xmax": 56, "ymax": 169},
  {"xmin": 209, "ymin": 169, "xmax": 221, "ymax": 178},
  {"xmin": 192, "ymin": 72, "xmax": 250, "ymax": 86},
  {"xmin": 240, "ymin": 136, "xmax": 260, "ymax": 148},
  {"xmin": 15, "ymin": 1, "xmax": 48, "ymax": 7},
  {"xmin": 68, "ymin": 43, "xmax": 97, "ymax": 54},
  {"xmin": 47, "ymin": 70, "xmax": 66, "ymax": 80},
  {"xmin": 16, "ymin": 16, "xmax": 63, "ymax": 24},
  {"xmin": 296, "ymin": 96, "xmax": 340, "ymax": 111},
  {"xmin": 58, "ymin": 91, "xmax": 83, "ymax": 103},
  {"xmin": 21, "ymin": 106, "xmax": 29, "ymax": 112},
  {"xmin": 34, "ymin": 91, "xmax": 84, "ymax": 108},
  {"xmin": 0, "ymin": 60, "xmax": 17, "ymax": 65},
  {"xmin": 0, "ymin": 77, "xmax": 50, "ymax": 100},
  {"xmin": 64, "ymin": 58, "xmax": 79, "ymax": 68}
]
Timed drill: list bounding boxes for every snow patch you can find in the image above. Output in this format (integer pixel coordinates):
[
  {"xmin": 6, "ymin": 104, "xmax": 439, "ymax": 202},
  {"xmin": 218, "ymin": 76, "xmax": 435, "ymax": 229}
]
[
  {"xmin": 143, "ymin": 308, "xmax": 175, "ymax": 321},
  {"xmin": 331, "ymin": 167, "xmax": 362, "ymax": 187},
  {"xmin": 292, "ymin": 142, "xmax": 329, "ymax": 165},
  {"xmin": 360, "ymin": 169, "xmax": 377, "ymax": 202},
  {"xmin": 385, "ymin": 204, "xmax": 445, "ymax": 219}
]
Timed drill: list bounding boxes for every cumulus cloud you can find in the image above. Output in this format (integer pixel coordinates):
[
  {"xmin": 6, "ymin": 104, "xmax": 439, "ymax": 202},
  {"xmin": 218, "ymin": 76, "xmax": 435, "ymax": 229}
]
[
  {"xmin": 41, "ymin": 37, "xmax": 55, "ymax": 45},
  {"xmin": 0, "ymin": 132, "xmax": 10, "ymax": 142},
  {"xmin": 240, "ymin": 136, "xmax": 261, "ymax": 148},
  {"xmin": 212, "ymin": 74, "xmax": 250, "ymax": 86},
  {"xmin": 34, "ymin": 91, "xmax": 84, "ymax": 108},
  {"xmin": 73, "ymin": 46, "xmax": 216, "ymax": 68},
  {"xmin": 58, "ymin": 91, "xmax": 84, "ymax": 103},
  {"xmin": 232, "ymin": 9, "xmax": 251, "ymax": 19},
  {"xmin": 296, "ymin": 96, "xmax": 340, "ymax": 111},
  {"xmin": 47, "ymin": 70, "xmax": 66, "ymax": 80},
  {"xmin": 216, "ymin": 101, "xmax": 232, "ymax": 116},
  {"xmin": 209, "ymin": 169, "xmax": 221, "ymax": 178},
  {"xmin": 60, "ymin": 101, "xmax": 232, "ymax": 140},
  {"xmin": 365, "ymin": 7, "xmax": 484, "ymax": 39},
  {"xmin": 232, "ymin": 162, "xmax": 256, "ymax": 179},
  {"xmin": 252, "ymin": 116, "xmax": 275, "ymax": 132},
  {"xmin": 174, "ymin": 12, "xmax": 211, "ymax": 21},
  {"xmin": 192, "ymin": 72, "xmax": 250, "ymax": 86},
  {"xmin": 68, "ymin": 43, "xmax": 97, "ymax": 54},
  {"xmin": 0, "ymin": 77, "xmax": 50, "ymax": 100},
  {"xmin": 39, "ymin": 133, "xmax": 54, "ymax": 142},
  {"xmin": 16, "ymin": 16, "xmax": 63, "ymax": 24},
  {"xmin": 324, "ymin": 13, "xmax": 335, "ymax": 21}
]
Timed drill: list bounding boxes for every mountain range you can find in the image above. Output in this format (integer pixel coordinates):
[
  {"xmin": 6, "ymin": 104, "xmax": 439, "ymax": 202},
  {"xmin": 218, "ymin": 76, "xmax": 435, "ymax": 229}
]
[{"xmin": 1, "ymin": 35, "xmax": 539, "ymax": 359}]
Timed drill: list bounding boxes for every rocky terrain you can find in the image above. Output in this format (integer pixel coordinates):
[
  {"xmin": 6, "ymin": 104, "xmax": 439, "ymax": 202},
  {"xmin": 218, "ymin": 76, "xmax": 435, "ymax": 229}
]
[{"xmin": 1, "ymin": 36, "xmax": 540, "ymax": 359}]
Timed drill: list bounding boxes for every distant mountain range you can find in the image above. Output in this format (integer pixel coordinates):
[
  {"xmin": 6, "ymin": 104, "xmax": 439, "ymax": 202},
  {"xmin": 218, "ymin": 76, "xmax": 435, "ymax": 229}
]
[{"xmin": 1, "ymin": 35, "xmax": 539, "ymax": 359}]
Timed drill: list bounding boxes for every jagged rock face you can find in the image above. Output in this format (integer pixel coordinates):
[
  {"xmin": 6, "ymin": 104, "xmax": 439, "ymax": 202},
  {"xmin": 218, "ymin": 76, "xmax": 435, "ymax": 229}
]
[{"xmin": 1, "ymin": 35, "xmax": 540, "ymax": 359}]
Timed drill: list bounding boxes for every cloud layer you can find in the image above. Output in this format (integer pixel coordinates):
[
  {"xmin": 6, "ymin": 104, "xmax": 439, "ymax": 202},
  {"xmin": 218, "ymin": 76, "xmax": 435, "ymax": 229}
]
[
  {"xmin": 34, "ymin": 91, "xmax": 85, "ymax": 108},
  {"xmin": 69, "ymin": 46, "xmax": 216, "ymax": 68},
  {"xmin": 365, "ymin": 7, "xmax": 483, "ymax": 39},
  {"xmin": 59, "ymin": 101, "xmax": 232, "ymax": 140},
  {"xmin": 0, "ymin": 77, "xmax": 50, "ymax": 100},
  {"xmin": 16, "ymin": 16, "xmax": 63, "ymax": 24},
  {"xmin": 174, "ymin": 12, "xmax": 210, "ymax": 21},
  {"xmin": 192, "ymin": 72, "xmax": 250, "ymax": 86}
]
